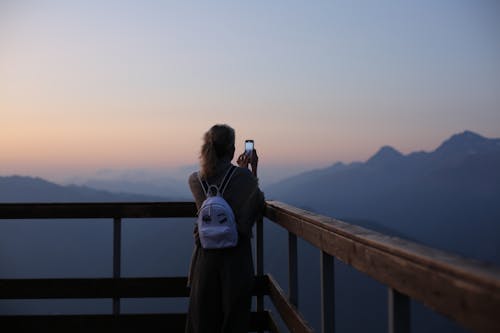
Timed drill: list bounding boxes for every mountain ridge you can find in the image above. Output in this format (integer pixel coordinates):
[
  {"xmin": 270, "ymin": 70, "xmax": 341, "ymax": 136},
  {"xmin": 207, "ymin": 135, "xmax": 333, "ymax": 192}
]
[
  {"xmin": 268, "ymin": 130, "xmax": 500, "ymax": 190},
  {"xmin": 0, "ymin": 175, "xmax": 171, "ymax": 202},
  {"xmin": 367, "ymin": 145, "xmax": 403, "ymax": 165},
  {"xmin": 267, "ymin": 130, "xmax": 500, "ymax": 263}
]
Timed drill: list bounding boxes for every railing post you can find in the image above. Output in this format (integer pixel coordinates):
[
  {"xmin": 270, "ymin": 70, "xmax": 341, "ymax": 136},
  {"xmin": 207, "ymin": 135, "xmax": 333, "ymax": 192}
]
[
  {"xmin": 288, "ymin": 232, "xmax": 298, "ymax": 307},
  {"xmin": 256, "ymin": 216, "xmax": 264, "ymax": 314},
  {"xmin": 113, "ymin": 217, "xmax": 122, "ymax": 316},
  {"xmin": 388, "ymin": 288, "xmax": 410, "ymax": 333},
  {"xmin": 321, "ymin": 251, "xmax": 335, "ymax": 333}
]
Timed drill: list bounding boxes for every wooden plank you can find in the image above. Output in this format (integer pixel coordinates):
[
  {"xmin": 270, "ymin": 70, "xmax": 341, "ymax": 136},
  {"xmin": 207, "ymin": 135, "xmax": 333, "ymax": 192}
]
[
  {"xmin": 0, "ymin": 312, "xmax": 272, "ymax": 332},
  {"xmin": 265, "ymin": 201, "xmax": 500, "ymax": 333},
  {"xmin": 266, "ymin": 274, "xmax": 314, "ymax": 333},
  {"xmin": 0, "ymin": 202, "xmax": 197, "ymax": 219},
  {"xmin": 0, "ymin": 276, "xmax": 270, "ymax": 299},
  {"xmin": 265, "ymin": 201, "xmax": 500, "ymax": 288},
  {"xmin": 0, "ymin": 277, "xmax": 190, "ymax": 299},
  {"xmin": 0, "ymin": 314, "xmax": 186, "ymax": 333}
]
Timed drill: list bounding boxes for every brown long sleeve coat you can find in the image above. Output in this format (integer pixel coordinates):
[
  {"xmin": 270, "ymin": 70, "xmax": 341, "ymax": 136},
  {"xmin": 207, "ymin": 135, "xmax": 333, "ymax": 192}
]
[{"xmin": 185, "ymin": 159, "xmax": 265, "ymax": 333}]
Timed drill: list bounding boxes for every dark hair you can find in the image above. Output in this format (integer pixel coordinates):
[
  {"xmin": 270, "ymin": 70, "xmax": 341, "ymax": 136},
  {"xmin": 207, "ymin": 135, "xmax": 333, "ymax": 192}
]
[{"xmin": 199, "ymin": 124, "xmax": 235, "ymax": 179}]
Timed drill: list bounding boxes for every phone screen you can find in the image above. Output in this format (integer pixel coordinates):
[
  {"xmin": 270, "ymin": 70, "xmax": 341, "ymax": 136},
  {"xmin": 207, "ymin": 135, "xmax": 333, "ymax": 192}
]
[{"xmin": 245, "ymin": 140, "xmax": 254, "ymax": 154}]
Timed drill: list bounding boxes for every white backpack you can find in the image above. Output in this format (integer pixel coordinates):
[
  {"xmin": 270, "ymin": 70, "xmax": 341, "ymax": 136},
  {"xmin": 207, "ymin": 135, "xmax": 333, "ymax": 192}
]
[{"xmin": 197, "ymin": 166, "xmax": 238, "ymax": 249}]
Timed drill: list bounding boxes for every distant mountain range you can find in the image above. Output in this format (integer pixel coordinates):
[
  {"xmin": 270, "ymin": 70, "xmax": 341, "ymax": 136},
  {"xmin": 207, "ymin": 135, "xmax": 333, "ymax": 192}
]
[
  {"xmin": 0, "ymin": 175, "xmax": 170, "ymax": 202},
  {"xmin": 267, "ymin": 130, "xmax": 500, "ymax": 263}
]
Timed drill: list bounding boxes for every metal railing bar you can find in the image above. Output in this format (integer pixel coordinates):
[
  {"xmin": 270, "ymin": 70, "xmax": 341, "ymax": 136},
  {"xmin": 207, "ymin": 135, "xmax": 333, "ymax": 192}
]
[
  {"xmin": 320, "ymin": 251, "xmax": 335, "ymax": 333},
  {"xmin": 255, "ymin": 216, "xmax": 265, "ymax": 333},
  {"xmin": 288, "ymin": 232, "xmax": 298, "ymax": 307},
  {"xmin": 388, "ymin": 288, "xmax": 410, "ymax": 333},
  {"xmin": 113, "ymin": 217, "xmax": 121, "ymax": 316}
]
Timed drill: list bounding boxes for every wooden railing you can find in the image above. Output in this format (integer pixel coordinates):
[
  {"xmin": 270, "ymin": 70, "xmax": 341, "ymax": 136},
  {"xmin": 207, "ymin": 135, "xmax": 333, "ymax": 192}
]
[
  {"xmin": 1, "ymin": 202, "xmax": 499, "ymax": 332},
  {"xmin": 0, "ymin": 202, "xmax": 300, "ymax": 333},
  {"xmin": 264, "ymin": 201, "xmax": 500, "ymax": 333}
]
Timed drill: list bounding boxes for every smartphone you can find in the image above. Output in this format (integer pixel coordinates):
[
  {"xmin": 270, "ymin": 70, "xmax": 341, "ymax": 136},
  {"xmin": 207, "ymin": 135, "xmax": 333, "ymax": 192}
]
[{"xmin": 245, "ymin": 140, "xmax": 254, "ymax": 156}]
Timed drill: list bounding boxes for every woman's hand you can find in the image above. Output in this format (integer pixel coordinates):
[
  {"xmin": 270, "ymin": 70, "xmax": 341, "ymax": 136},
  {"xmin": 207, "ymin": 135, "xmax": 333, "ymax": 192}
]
[
  {"xmin": 237, "ymin": 150, "xmax": 258, "ymax": 177},
  {"xmin": 237, "ymin": 152, "xmax": 250, "ymax": 168},
  {"xmin": 250, "ymin": 149, "xmax": 258, "ymax": 177}
]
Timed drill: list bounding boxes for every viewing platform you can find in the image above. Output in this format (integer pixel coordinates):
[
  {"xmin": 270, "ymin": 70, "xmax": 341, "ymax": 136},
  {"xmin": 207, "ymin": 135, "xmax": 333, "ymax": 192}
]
[{"xmin": 1, "ymin": 201, "xmax": 499, "ymax": 332}]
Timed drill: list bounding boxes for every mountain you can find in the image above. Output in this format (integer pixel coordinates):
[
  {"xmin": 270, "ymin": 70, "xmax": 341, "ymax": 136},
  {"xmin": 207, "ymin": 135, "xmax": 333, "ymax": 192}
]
[
  {"xmin": 436, "ymin": 130, "xmax": 500, "ymax": 156},
  {"xmin": 0, "ymin": 175, "xmax": 171, "ymax": 202},
  {"xmin": 366, "ymin": 145, "xmax": 404, "ymax": 165},
  {"xmin": 64, "ymin": 168, "xmax": 194, "ymax": 199},
  {"xmin": 264, "ymin": 130, "xmax": 500, "ymax": 332},
  {"xmin": 78, "ymin": 178, "xmax": 191, "ymax": 200},
  {"xmin": 267, "ymin": 130, "xmax": 500, "ymax": 261}
]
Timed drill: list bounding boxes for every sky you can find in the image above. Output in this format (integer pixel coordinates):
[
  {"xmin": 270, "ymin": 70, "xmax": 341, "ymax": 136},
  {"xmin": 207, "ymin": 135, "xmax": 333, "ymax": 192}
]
[{"xmin": 1, "ymin": 1, "xmax": 500, "ymax": 183}]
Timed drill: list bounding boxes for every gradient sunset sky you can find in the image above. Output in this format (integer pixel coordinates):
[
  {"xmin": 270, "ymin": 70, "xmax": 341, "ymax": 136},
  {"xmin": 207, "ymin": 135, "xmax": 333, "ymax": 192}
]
[{"xmin": 1, "ymin": 1, "xmax": 500, "ymax": 181}]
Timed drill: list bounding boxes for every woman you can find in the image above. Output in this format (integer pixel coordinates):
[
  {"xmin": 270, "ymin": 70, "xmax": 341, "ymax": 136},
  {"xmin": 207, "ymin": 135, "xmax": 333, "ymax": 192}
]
[{"xmin": 185, "ymin": 124, "xmax": 265, "ymax": 333}]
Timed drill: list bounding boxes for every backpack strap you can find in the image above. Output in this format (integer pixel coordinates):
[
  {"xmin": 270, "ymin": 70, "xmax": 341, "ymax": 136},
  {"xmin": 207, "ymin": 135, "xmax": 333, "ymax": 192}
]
[
  {"xmin": 197, "ymin": 165, "xmax": 236, "ymax": 197},
  {"xmin": 197, "ymin": 172, "xmax": 209, "ymax": 197},
  {"xmin": 220, "ymin": 165, "xmax": 237, "ymax": 195}
]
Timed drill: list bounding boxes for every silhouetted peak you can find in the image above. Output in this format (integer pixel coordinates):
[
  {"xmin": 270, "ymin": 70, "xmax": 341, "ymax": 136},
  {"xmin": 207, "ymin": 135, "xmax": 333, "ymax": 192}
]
[
  {"xmin": 0, "ymin": 175, "xmax": 56, "ymax": 187},
  {"xmin": 327, "ymin": 162, "xmax": 346, "ymax": 170},
  {"xmin": 367, "ymin": 146, "xmax": 403, "ymax": 164},
  {"xmin": 435, "ymin": 130, "xmax": 498, "ymax": 155},
  {"xmin": 448, "ymin": 130, "xmax": 484, "ymax": 143}
]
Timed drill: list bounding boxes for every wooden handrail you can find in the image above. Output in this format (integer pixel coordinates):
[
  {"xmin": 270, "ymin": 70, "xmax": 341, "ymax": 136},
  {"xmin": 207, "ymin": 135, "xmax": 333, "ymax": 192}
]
[
  {"xmin": 0, "ymin": 202, "xmax": 284, "ymax": 333},
  {"xmin": 264, "ymin": 200, "xmax": 500, "ymax": 333},
  {"xmin": 1, "ymin": 201, "xmax": 500, "ymax": 332},
  {"xmin": 0, "ymin": 202, "xmax": 197, "ymax": 219}
]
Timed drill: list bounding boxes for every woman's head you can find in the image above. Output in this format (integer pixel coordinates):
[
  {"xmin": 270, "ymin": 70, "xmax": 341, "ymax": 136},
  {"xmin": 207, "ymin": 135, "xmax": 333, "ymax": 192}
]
[{"xmin": 200, "ymin": 124, "xmax": 235, "ymax": 179}]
